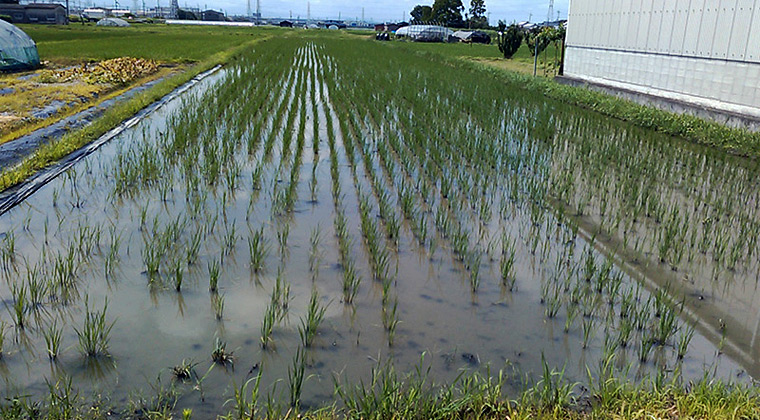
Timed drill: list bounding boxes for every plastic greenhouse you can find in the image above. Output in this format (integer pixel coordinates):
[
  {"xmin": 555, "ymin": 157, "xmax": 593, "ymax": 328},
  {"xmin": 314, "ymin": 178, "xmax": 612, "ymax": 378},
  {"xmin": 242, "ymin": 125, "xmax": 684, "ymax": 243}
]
[
  {"xmin": 0, "ymin": 20, "xmax": 40, "ymax": 71},
  {"xmin": 395, "ymin": 25, "xmax": 453, "ymax": 42},
  {"xmin": 97, "ymin": 17, "xmax": 130, "ymax": 27}
]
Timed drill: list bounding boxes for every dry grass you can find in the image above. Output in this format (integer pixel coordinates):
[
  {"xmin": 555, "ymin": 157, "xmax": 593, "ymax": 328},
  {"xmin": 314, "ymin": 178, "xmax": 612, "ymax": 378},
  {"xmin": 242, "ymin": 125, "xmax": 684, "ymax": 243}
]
[
  {"xmin": 0, "ymin": 63, "xmax": 176, "ymax": 144},
  {"xmin": 467, "ymin": 56, "xmax": 560, "ymax": 78}
]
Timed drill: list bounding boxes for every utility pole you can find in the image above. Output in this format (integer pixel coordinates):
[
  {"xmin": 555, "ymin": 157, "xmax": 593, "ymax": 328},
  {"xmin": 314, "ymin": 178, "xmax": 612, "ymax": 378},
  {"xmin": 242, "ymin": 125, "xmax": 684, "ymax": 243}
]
[
  {"xmin": 246, "ymin": 0, "xmax": 250, "ymax": 21},
  {"xmin": 255, "ymin": 0, "xmax": 260, "ymax": 23},
  {"xmin": 169, "ymin": 0, "xmax": 178, "ymax": 19},
  {"xmin": 361, "ymin": 6, "xmax": 364, "ymax": 23},
  {"xmin": 307, "ymin": 1, "xmax": 310, "ymax": 23},
  {"xmin": 547, "ymin": 0, "xmax": 553, "ymax": 23},
  {"xmin": 533, "ymin": 36, "xmax": 538, "ymax": 76}
]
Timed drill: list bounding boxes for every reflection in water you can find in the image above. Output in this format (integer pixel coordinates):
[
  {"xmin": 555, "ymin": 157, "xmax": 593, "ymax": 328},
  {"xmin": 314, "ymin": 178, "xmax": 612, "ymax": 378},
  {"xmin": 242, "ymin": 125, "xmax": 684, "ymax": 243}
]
[{"xmin": 80, "ymin": 356, "xmax": 117, "ymax": 382}]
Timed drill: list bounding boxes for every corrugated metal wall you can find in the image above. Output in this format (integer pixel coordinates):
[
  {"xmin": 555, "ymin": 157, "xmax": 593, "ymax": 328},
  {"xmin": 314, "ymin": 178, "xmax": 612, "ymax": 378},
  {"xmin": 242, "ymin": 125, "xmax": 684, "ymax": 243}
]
[{"xmin": 565, "ymin": 0, "xmax": 760, "ymax": 112}]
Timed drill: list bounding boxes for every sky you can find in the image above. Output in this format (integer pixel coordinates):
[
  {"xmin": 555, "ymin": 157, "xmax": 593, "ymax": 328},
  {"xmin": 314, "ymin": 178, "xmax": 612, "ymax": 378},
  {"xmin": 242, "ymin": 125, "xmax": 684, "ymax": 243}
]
[{"xmin": 190, "ymin": 0, "xmax": 569, "ymax": 24}]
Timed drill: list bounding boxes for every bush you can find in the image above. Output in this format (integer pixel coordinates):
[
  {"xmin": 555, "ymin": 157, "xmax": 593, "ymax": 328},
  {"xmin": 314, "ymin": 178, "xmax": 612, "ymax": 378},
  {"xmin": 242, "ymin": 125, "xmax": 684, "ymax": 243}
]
[
  {"xmin": 0, "ymin": 15, "xmax": 12, "ymax": 23},
  {"xmin": 525, "ymin": 28, "xmax": 551, "ymax": 56},
  {"xmin": 498, "ymin": 23, "xmax": 523, "ymax": 59}
]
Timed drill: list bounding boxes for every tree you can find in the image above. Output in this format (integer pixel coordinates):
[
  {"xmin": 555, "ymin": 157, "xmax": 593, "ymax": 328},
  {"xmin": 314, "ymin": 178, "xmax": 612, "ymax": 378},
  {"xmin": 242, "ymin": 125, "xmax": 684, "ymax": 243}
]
[
  {"xmin": 432, "ymin": 0, "xmax": 464, "ymax": 27},
  {"xmin": 525, "ymin": 27, "xmax": 551, "ymax": 56},
  {"xmin": 468, "ymin": 0, "xmax": 487, "ymax": 28},
  {"xmin": 410, "ymin": 5, "xmax": 433, "ymax": 23},
  {"xmin": 498, "ymin": 23, "xmax": 523, "ymax": 58}
]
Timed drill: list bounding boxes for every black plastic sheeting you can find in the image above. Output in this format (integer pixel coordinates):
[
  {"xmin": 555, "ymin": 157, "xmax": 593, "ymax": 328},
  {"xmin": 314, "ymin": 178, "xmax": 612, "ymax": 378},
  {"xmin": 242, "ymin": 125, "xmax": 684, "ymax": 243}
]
[{"xmin": 0, "ymin": 65, "xmax": 222, "ymax": 216}]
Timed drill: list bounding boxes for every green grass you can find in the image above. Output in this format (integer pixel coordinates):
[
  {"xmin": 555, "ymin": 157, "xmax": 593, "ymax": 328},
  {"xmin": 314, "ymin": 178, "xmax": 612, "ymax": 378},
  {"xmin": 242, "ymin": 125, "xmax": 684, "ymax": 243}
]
[
  {"xmin": 1, "ymin": 360, "xmax": 758, "ymax": 419},
  {"xmin": 19, "ymin": 23, "xmax": 281, "ymax": 64},
  {"xmin": 377, "ymin": 36, "xmax": 561, "ymax": 70},
  {"xmin": 390, "ymin": 39, "xmax": 502, "ymax": 59}
]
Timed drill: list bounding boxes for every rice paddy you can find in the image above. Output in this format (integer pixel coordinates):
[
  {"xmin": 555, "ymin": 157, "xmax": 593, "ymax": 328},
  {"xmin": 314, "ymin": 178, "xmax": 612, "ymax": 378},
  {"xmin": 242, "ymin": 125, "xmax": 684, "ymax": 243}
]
[{"xmin": 0, "ymin": 32, "xmax": 758, "ymax": 417}]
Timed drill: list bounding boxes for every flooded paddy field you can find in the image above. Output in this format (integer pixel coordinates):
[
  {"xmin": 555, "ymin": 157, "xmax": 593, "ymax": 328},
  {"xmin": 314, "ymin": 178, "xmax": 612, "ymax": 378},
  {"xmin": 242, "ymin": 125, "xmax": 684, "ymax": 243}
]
[{"xmin": 0, "ymin": 34, "xmax": 757, "ymax": 416}]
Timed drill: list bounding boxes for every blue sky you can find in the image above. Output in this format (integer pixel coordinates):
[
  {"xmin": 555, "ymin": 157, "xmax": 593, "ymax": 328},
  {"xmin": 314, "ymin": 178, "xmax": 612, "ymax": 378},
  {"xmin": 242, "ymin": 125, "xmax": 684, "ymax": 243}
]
[{"xmin": 190, "ymin": 0, "xmax": 569, "ymax": 24}]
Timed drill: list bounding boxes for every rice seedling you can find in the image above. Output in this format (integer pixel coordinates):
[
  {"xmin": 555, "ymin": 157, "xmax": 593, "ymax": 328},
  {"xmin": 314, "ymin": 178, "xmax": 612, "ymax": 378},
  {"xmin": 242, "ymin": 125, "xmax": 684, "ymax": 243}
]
[
  {"xmin": 654, "ymin": 304, "xmax": 680, "ymax": 346},
  {"xmin": 259, "ymin": 296, "xmax": 277, "ymax": 350},
  {"xmin": 185, "ymin": 233, "xmax": 203, "ymax": 265},
  {"xmin": 247, "ymin": 227, "xmax": 268, "ymax": 273},
  {"xmin": 581, "ymin": 317, "xmax": 594, "ymax": 349},
  {"xmin": 43, "ymin": 321, "xmax": 63, "ymax": 360},
  {"xmin": 74, "ymin": 297, "xmax": 115, "ymax": 358},
  {"xmin": 287, "ymin": 347, "xmax": 306, "ymax": 408},
  {"xmin": 223, "ymin": 221, "xmax": 237, "ymax": 255},
  {"xmin": 545, "ymin": 291, "xmax": 562, "ymax": 319},
  {"xmin": 211, "ymin": 293, "xmax": 225, "ymax": 321},
  {"xmin": 309, "ymin": 225, "xmax": 321, "ymax": 273},
  {"xmin": 564, "ymin": 304, "xmax": 578, "ymax": 333},
  {"xmin": 638, "ymin": 332, "xmax": 655, "ymax": 363},
  {"xmin": 173, "ymin": 259, "xmax": 184, "ymax": 292},
  {"xmin": 467, "ymin": 252, "xmax": 482, "ymax": 293},
  {"xmin": 272, "ymin": 267, "xmax": 292, "ymax": 319},
  {"xmin": 208, "ymin": 258, "xmax": 221, "ymax": 292},
  {"xmin": 277, "ymin": 223, "xmax": 290, "ymax": 257},
  {"xmin": 142, "ymin": 242, "xmax": 161, "ymax": 281},
  {"xmin": 677, "ymin": 324, "xmax": 695, "ymax": 360},
  {"xmin": 309, "ymin": 164, "xmax": 319, "ymax": 203},
  {"xmin": 299, "ymin": 287, "xmax": 328, "ymax": 348},
  {"xmin": 9, "ymin": 282, "xmax": 27, "ymax": 329},
  {"xmin": 26, "ymin": 268, "xmax": 47, "ymax": 311},
  {"xmin": 104, "ymin": 227, "xmax": 121, "ymax": 275},
  {"xmin": 342, "ymin": 259, "xmax": 361, "ymax": 305}
]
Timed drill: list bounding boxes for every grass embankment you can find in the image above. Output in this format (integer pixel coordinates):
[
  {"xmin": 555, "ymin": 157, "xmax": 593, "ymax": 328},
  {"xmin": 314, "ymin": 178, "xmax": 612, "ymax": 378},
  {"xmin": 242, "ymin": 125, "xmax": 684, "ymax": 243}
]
[
  {"xmin": 472, "ymin": 60, "xmax": 760, "ymax": 157},
  {"xmin": 0, "ymin": 25, "xmax": 273, "ymax": 192},
  {"xmin": 382, "ymin": 38, "xmax": 760, "ymax": 158},
  {"xmin": 3, "ymin": 364, "xmax": 759, "ymax": 419}
]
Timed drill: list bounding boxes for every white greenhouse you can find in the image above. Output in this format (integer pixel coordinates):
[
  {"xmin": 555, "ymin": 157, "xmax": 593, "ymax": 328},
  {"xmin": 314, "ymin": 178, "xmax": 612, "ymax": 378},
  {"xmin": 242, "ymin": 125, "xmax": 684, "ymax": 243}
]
[{"xmin": 395, "ymin": 25, "xmax": 452, "ymax": 42}]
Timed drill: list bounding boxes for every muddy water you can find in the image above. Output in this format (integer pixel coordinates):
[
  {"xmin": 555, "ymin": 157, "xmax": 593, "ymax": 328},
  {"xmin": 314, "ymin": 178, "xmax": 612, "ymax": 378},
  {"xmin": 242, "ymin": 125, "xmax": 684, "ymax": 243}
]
[{"xmin": 0, "ymin": 38, "xmax": 752, "ymax": 415}]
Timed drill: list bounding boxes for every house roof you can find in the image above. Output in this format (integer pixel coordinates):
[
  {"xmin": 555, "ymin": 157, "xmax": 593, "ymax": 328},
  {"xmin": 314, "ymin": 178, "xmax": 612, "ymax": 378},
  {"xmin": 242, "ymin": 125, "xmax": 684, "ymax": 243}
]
[{"xmin": 25, "ymin": 3, "xmax": 65, "ymax": 9}]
